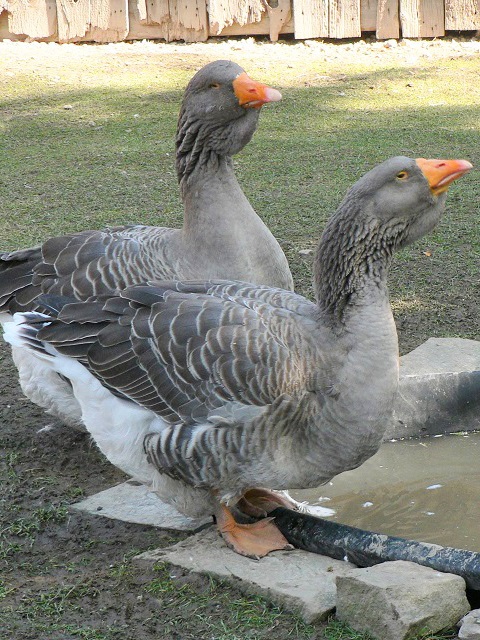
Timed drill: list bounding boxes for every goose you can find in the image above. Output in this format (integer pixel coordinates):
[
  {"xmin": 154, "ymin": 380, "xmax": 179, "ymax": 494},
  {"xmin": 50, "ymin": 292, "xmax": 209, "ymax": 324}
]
[
  {"xmin": 0, "ymin": 60, "xmax": 292, "ymax": 429},
  {"xmin": 4, "ymin": 155, "xmax": 472, "ymax": 558}
]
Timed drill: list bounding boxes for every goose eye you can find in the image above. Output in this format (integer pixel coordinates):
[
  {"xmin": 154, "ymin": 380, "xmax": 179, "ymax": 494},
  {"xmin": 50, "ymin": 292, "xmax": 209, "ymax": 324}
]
[
  {"xmin": 396, "ymin": 171, "xmax": 409, "ymax": 180},
  {"xmin": 209, "ymin": 82, "xmax": 221, "ymax": 89}
]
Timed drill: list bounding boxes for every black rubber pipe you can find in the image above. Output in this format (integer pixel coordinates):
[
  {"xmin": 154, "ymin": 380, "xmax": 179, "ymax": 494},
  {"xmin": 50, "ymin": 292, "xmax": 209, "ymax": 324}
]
[{"xmin": 270, "ymin": 507, "xmax": 480, "ymax": 591}]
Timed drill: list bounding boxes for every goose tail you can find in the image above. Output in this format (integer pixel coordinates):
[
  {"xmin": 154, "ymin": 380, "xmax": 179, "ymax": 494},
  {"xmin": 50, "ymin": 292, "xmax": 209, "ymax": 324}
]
[{"xmin": 3, "ymin": 312, "xmax": 55, "ymax": 360}]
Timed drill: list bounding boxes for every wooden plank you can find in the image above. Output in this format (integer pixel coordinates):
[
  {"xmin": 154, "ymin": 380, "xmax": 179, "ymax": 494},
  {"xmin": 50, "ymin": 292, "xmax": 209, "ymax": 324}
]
[
  {"xmin": 168, "ymin": 0, "xmax": 207, "ymax": 40},
  {"xmin": 329, "ymin": 0, "xmax": 361, "ymax": 37},
  {"xmin": 400, "ymin": 0, "xmax": 445, "ymax": 37},
  {"xmin": 170, "ymin": 0, "xmax": 207, "ymax": 30},
  {"xmin": 146, "ymin": 0, "xmax": 169, "ymax": 25},
  {"xmin": 127, "ymin": 0, "xmax": 169, "ymax": 38},
  {"xmin": 445, "ymin": 0, "xmax": 480, "ymax": 29},
  {"xmin": 89, "ymin": 0, "xmax": 111, "ymax": 30},
  {"xmin": 86, "ymin": 0, "xmax": 129, "ymax": 41},
  {"xmin": 419, "ymin": 0, "xmax": 444, "ymax": 36},
  {"xmin": 219, "ymin": 11, "xmax": 293, "ymax": 36},
  {"xmin": 55, "ymin": 0, "xmax": 90, "ymax": 41},
  {"xmin": 376, "ymin": 0, "xmax": 400, "ymax": 38},
  {"xmin": 399, "ymin": 0, "xmax": 420, "ymax": 36},
  {"xmin": 0, "ymin": 8, "xmax": 22, "ymax": 39},
  {"xmin": 7, "ymin": 0, "xmax": 57, "ymax": 38},
  {"xmin": 134, "ymin": 0, "xmax": 147, "ymax": 22},
  {"xmin": 129, "ymin": 0, "xmax": 207, "ymax": 42},
  {"xmin": 361, "ymin": 0, "xmax": 378, "ymax": 31},
  {"xmin": 208, "ymin": 0, "xmax": 265, "ymax": 35},
  {"xmin": 263, "ymin": 0, "xmax": 291, "ymax": 40},
  {"xmin": 293, "ymin": 0, "xmax": 328, "ymax": 38}
]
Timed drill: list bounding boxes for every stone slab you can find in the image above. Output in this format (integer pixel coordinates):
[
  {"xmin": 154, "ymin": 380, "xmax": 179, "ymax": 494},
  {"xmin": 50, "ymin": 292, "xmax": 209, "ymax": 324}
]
[
  {"xmin": 388, "ymin": 338, "xmax": 480, "ymax": 439},
  {"xmin": 459, "ymin": 609, "xmax": 480, "ymax": 640},
  {"xmin": 71, "ymin": 480, "xmax": 210, "ymax": 532},
  {"xmin": 336, "ymin": 560, "xmax": 470, "ymax": 640},
  {"xmin": 135, "ymin": 527, "xmax": 356, "ymax": 623}
]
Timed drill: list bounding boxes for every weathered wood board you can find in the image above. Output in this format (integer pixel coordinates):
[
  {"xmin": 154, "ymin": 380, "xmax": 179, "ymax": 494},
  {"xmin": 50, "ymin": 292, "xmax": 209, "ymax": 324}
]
[
  {"xmin": 1, "ymin": 0, "xmax": 480, "ymax": 43},
  {"xmin": 86, "ymin": 0, "xmax": 129, "ymax": 42},
  {"xmin": 208, "ymin": 0, "xmax": 265, "ymax": 35},
  {"xmin": 55, "ymin": 0, "xmax": 90, "ymax": 41},
  {"xmin": 220, "ymin": 11, "xmax": 293, "ymax": 40},
  {"xmin": 361, "ymin": 0, "xmax": 378, "ymax": 31},
  {"xmin": 7, "ymin": 0, "xmax": 57, "ymax": 38},
  {"xmin": 168, "ymin": 0, "xmax": 207, "ymax": 41},
  {"xmin": 376, "ymin": 0, "xmax": 400, "ymax": 38},
  {"xmin": 293, "ymin": 0, "xmax": 329, "ymax": 38},
  {"xmin": 145, "ymin": 0, "xmax": 168, "ymax": 25},
  {"xmin": 128, "ymin": 0, "xmax": 168, "ymax": 38},
  {"xmin": 329, "ymin": 0, "xmax": 362, "ymax": 37},
  {"xmin": 400, "ymin": 0, "xmax": 445, "ymax": 37},
  {"xmin": 445, "ymin": 0, "xmax": 480, "ymax": 29},
  {"xmin": 419, "ymin": 0, "xmax": 445, "ymax": 36}
]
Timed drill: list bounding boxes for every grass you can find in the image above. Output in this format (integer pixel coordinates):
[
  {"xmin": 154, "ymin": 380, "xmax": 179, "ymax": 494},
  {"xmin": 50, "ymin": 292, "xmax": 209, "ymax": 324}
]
[
  {"xmin": 1, "ymin": 40, "xmax": 479, "ymax": 355},
  {"xmin": 0, "ymin": 39, "xmax": 478, "ymax": 639}
]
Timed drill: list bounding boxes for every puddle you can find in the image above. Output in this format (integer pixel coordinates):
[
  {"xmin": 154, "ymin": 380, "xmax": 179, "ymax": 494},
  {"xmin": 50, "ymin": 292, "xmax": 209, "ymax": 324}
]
[{"xmin": 291, "ymin": 432, "xmax": 480, "ymax": 552}]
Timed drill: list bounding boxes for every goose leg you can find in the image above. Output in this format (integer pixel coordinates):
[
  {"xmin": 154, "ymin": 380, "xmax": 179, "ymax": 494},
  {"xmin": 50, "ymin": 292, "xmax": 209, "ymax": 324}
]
[
  {"xmin": 215, "ymin": 503, "xmax": 293, "ymax": 558},
  {"xmin": 238, "ymin": 488, "xmax": 300, "ymax": 518}
]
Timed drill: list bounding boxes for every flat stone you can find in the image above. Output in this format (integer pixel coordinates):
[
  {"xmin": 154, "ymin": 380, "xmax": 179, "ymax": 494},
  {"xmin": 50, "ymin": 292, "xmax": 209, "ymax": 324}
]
[
  {"xmin": 135, "ymin": 527, "xmax": 356, "ymax": 623},
  {"xmin": 71, "ymin": 480, "xmax": 210, "ymax": 532},
  {"xmin": 388, "ymin": 338, "xmax": 480, "ymax": 439},
  {"xmin": 459, "ymin": 609, "xmax": 480, "ymax": 640},
  {"xmin": 336, "ymin": 560, "xmax": 470, "ymax": 640}
]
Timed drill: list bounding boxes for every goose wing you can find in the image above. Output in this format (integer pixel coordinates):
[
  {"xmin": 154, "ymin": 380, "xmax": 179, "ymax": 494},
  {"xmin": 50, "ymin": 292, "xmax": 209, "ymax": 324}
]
[
  {"xmin": 0, "ymin": 225, "xmax": 176, "ymax": 314},
  {"xmin": 36, "ymin": 280, "xmax": 322, "ymax": 426}
]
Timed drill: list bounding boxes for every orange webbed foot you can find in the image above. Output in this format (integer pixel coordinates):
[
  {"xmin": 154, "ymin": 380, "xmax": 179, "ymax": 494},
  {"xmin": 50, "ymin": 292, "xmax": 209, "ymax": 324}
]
[{"xmin": 215, "ymin": 503, "xmax": 293, "ymax": 559}]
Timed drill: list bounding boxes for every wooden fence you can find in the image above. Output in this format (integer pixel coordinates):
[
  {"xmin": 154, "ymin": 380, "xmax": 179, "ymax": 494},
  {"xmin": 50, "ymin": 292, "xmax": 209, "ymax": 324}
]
[{"xmin": 0, "ymin": 0, "xmax": 479, "ymax": 44}]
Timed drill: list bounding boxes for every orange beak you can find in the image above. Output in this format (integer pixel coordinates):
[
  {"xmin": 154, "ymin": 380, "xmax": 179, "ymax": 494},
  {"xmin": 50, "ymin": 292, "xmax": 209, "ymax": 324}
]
[
  {"xmin": 232, "ymin": 72, "xmax": 282, "ymax": 109},
  {"xmin": 415, "ymin": 158, "xmax": 473, "ymax": 195}
]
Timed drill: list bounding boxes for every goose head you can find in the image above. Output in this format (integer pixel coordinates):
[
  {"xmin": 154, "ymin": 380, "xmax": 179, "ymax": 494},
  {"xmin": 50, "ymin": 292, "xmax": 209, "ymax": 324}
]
[
  {"xmin": 340, "ymin": 156, "xmax": 473, "ymax": 248},
  {"xmin": 316, "ymin": 155, "xmax": 472, "ymax": 318},
  {"xmin": 176, "ymin": 60, "xmax": 282, "ymax": 177}
]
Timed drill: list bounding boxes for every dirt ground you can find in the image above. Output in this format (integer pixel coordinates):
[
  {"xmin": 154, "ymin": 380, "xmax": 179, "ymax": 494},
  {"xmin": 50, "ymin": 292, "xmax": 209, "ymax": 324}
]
[{"xmin": 1, "ymin": 35, "xmax": 479, "ymax": 639}]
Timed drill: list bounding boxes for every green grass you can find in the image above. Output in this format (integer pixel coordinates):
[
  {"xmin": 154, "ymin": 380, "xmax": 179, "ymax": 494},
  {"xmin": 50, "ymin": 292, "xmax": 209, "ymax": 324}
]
[
  {"xmin": 1, "ymin": 504, "xmax": 69, "ymax": 538},
  {"xmin": 145, "ymin": 564, "xmax": 316, "ymax": 638},
  {"xmin": 1, "ymin": 42, "xmax": 478, "ymax": 355}
]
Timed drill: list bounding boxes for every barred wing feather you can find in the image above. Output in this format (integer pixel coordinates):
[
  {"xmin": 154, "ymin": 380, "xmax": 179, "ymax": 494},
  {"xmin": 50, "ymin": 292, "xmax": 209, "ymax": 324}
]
[
  {"xmin": 37, "ymin": 281, "xmax": 321, "ymax": 427},
  {"xmin": 0, "ymin": 226, "xmax": 178, "ymax": 313}
]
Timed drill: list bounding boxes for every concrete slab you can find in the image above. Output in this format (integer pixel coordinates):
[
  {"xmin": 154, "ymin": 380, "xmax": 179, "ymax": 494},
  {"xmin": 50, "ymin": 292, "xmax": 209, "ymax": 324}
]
[
  {"xmin": 388, "ymin": 337, "xmax": 480, "ymax": 439},
  {"xmin": 336, "ymin": 560, "xmax": 470, "ymax": 640},
  {"xmin": 71, "ymin": 480, "xmax": 210, "ymax": 532},
  {"xmin": 135, "ymin": 527, "xmax": 356, "ymax": 623}
]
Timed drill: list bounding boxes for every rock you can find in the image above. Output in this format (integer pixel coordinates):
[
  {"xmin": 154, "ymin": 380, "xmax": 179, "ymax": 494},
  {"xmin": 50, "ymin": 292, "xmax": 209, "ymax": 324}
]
[
  {"xmin": 387, "ymin": 337, "xmax": 480, "ymax": 439},
  {"xmin": 135, "ymin": 528, "xmax": 355, "ymax": 623},
  {"xmin": 71, "ymin": 480, "xmax": 210, "ymax": 532},
  {"xmin": 459, "ymin": 610, "xmax": 480, "ymax": 640},
  {"xmin": 336, "ymin": 560, "xmax": 470, "ymax": 640}
]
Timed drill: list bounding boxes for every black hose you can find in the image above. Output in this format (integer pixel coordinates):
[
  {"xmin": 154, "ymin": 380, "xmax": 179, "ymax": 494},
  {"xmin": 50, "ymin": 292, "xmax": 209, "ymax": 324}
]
[{"xmin": 270, "ymin": 507, "xmax": 480, "ymax": 591}]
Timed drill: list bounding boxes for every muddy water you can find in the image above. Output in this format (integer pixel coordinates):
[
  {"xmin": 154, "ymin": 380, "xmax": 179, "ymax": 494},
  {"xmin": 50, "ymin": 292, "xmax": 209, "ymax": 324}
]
[{"xmin": 291, "ymin": 432, "xmax": 480, "ymax": 552}]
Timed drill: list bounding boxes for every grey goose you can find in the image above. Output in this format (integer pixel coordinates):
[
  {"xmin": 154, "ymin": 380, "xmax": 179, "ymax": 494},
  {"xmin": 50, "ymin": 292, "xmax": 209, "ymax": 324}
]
[
  {"xmin": 0, "ymin": 60, "xmax": 292, "ymax": 430},
  {"xmin": 4, "ymin": 156, "xmax": 472, "ymax": 557}
]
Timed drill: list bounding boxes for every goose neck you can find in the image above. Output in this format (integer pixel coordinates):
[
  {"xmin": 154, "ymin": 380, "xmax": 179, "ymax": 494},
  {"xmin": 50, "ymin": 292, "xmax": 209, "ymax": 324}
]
[{"xmin": 313, "ymin": 206, "xmax": 407, "ymax": 326}]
